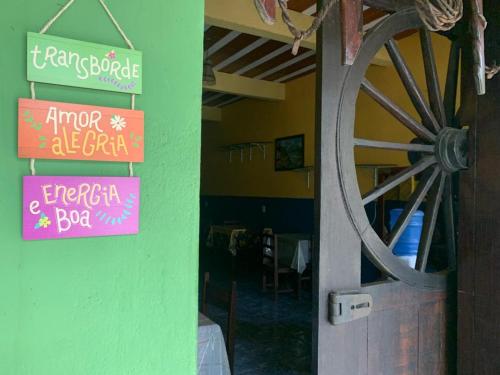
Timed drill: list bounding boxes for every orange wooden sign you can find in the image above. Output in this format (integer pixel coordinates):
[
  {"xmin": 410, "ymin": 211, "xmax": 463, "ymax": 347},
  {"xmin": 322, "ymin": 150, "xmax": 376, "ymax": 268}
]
[{"xmin": 18, "ymin": 98, "xmax": 144, "ymax": 162}]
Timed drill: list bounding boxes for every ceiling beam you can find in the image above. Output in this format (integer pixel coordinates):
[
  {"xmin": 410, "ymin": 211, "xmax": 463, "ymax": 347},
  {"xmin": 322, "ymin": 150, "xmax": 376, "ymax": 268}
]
[
  {"xmin": 202, "ymin": 106, "xmax": 222, "ymax": 122},
  {"xmin": 203, "ymin": 71, "xmax": 286, "ymax": 100},
  {"xmin": 205, "ymin": 0, "xmax": 315, "ymax": 49},
  {"xmin": 205, "ymin": 0, "xmax": 391, "ymax": 66}
]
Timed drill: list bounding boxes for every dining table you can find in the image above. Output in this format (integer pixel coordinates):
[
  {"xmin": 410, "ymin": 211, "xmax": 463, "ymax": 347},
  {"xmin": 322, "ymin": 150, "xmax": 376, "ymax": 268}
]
[
  {"xmin": 198, "ymin": 312, "xmax": 230, "ymax": 375},
  {"xmin": 275, "ymin": 233, "xmax": 312, "ymax": 274},
  {"xmin": 206, "ymin": 224, "xmax": 247, "ymax": 256}
]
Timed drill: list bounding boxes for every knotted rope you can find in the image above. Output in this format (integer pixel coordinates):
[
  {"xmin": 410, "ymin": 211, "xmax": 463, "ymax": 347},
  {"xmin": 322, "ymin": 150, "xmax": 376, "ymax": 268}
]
[
  {"xmin": 255, "ymin": 1, "xmax": 497, "ymax": 87},
  {"xmin": 277, "ymin": 0, "xmax": 336, "ymax": 55},
  {"xmin": 486, "ymin": 65, "xmax": 500, "ymax": 79},
  {"xmin": 256, "ymin": 0, "xmax": 465, "ymax": 55},
  {"xmin": 30, "ymin": 0, "xmax": 136, "ymax": 177},
  {"xmin": 254, "ymin": 0, "xmax": 276, "ymax": 25},
  {"xmin": 415, "ymin": 0, "xmax": 463, "ymax": 31}
]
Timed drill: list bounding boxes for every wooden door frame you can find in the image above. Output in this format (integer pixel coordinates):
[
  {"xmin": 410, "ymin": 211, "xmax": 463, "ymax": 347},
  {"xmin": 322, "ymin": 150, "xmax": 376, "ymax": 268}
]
[
  {"xmin": 457, "ymin": 1, "xmax": 500, "ymax": 373},
  {"xmin": 313, "ymin": 2, "xmax": 365, "ymax": 373}
]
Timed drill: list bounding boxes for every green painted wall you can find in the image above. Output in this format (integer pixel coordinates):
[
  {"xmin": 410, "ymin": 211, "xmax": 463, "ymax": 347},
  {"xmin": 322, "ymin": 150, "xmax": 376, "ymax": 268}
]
[{"xmin": 0, "ymin": 1, "xmax": 203, "ymax": 374}]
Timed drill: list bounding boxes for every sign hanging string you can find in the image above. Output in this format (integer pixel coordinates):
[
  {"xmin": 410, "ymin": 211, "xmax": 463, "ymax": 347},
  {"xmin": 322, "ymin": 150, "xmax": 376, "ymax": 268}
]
[{"xmin": 29, "ymin": 0, "xmax": 137, "ymax": 177}]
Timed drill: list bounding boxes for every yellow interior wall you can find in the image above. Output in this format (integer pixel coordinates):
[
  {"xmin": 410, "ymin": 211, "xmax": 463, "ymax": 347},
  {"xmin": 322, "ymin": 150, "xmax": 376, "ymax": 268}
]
[
  {"xmin": 201, "ymin": 33, "xmax": 451, "ymax": 199},
  {"xmin": 201, "ymin": 72, "xmax": 316, "ymax": 198}
]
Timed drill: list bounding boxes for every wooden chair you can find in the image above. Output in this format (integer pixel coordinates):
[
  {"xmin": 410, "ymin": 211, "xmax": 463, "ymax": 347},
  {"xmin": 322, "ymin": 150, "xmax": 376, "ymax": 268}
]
[
  {"xmin": 296, "ymin": 252, "xmax": 312, "ymax": 300},
  {"xmin": 292, "ymin": 235, "xmax": 313, "ymax": 300},
  {"xmin": 261, "ymin": 232, "xmax": 296, "ymax": 300},
  {"xmin": 201, "ymin": 272, "xmax": 237, "ymax": 374}
]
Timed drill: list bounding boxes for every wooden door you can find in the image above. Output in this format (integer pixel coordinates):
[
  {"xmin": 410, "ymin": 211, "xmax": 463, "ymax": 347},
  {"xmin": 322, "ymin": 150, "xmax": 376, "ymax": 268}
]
[{"xmin": 313, "ymin": 2, "xmax": 460, "ymax": 374}]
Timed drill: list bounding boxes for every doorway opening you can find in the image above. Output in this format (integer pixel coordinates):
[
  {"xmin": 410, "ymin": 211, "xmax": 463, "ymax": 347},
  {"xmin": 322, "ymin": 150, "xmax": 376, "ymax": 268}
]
[{"xmin": 199, "ymin": 12, "xmax": 317, "ymax": 371}]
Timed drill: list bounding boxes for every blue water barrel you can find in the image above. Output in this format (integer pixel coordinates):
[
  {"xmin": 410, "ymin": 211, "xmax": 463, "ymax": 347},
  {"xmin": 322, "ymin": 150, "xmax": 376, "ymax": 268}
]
[{"xmin": 389, "ymin": 209, "xmax": 424, "ymax": 267}]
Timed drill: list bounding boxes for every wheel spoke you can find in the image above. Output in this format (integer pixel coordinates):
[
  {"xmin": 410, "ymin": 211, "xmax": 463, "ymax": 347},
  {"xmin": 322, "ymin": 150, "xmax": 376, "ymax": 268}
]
[
  {"xmin": 388, "ymin": 166, "xmax": 441, "ymax": 250},
  {"xmin": 354, "ymin": 138, "xmax": 434, "ymax": 153},
  {"xmin": 415, "ymin": 171, "xmax": 446, "ymax": 271},
  {"xmin": 442, "ymin": 175, "xmax": 457, "ymax": 269},
  {"xmin": 420, "ymin": 29, "xmax": 446, "ymax": 127},
  {"xmin": 362, "ymin": 156, "xmax": 437, "ymax": 205},
  {"xmin": 361, "ymin": 79, "xmax": 436, "ymax": 142},
  {"xmin": 385, "ymin": 38, "xmax": 441, "ymax": 133},
  {"xmin": 444, "ymin": 40, "xmax": 460, "ymax": 128}
]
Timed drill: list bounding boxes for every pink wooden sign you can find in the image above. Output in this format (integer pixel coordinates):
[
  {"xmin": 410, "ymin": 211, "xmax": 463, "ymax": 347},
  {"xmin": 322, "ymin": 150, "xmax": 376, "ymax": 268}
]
[
  {"xmin": 23, "ymin": 176, "xmax": 140, "ymax": 240},
  {"xmin": 18, "ymin": 98, "xmax": 144, "ymax": 162}
]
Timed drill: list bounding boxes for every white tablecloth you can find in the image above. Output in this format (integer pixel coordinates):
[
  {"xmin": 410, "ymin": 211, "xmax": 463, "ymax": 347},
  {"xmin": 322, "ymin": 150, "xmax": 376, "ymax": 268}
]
[
  {"xmin": 276, "ymin": 233, "xmax": 312, "ymax": 274},
  {"xmin": 206, "ymin": 225, "xmax": 247, "ymax": 256},
  {"xmin": 198, "ymin": 313, "xmax": 230, "ymax": 375}
]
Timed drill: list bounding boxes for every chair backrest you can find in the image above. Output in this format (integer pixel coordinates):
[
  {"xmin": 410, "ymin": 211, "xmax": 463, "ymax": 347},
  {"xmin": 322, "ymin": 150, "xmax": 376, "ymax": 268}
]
[
  {"xmin": 262, "ymin": 228, "xmax": 275, "ymax": 259},
  {"xmin": 201, "ymin": 272, "xmax": 237, "ymax": 373}
]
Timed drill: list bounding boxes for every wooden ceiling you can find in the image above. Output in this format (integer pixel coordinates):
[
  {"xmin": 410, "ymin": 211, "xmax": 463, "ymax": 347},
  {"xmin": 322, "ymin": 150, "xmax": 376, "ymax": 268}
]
[{"xmin": 203, "ymin": 1, "xmax": 395, "ymax": 108}]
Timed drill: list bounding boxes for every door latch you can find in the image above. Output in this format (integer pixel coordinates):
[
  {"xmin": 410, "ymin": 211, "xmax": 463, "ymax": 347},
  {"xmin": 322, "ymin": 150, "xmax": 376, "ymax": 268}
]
[{"xmin": 328, "ymin": 291, "xmax": 372, "ymax": 325}]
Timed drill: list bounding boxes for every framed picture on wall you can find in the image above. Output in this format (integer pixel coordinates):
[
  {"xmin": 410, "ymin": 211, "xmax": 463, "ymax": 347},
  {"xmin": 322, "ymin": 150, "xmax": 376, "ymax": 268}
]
[{"xmin": 275, "ymin": 134, "xmax": 305, "ymax": 171}]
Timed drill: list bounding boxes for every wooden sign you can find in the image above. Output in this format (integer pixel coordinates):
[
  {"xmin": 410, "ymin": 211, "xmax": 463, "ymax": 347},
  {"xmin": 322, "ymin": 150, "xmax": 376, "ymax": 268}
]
[
  {"xmin": 18, "ymin": 98, "xmax": 144, "ymax": 162},
  {"xmin": 27, "ymin": 32, "xmax": 142, "ymax": 94},
  {"xmin": 23, "ymin": 176, "xmax": 140, "ymax": 240}
]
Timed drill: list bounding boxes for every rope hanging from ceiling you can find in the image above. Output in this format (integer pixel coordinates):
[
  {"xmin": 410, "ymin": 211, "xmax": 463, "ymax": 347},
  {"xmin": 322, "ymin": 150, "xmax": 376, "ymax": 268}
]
[
  {"xmin": 486, "ymin": 65, "xmax": 500, "ymax": 79},
  {"xmin": 276, "ymin": 0, "xmax": 335, "ymax": 55},
  {"xmin": 254, "ymin": 0, "xmax": 499, "ymax": 80},
  {"xmin": 255, "ymin": 0, "xmax": 464, "ymax": 54}
]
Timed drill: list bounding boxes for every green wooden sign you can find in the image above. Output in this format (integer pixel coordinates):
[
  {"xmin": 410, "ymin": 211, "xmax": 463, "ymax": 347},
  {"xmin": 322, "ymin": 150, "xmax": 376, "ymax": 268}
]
[{"xmin": 27, "ymin": 32, "xmax": 142, "ymax": 94}]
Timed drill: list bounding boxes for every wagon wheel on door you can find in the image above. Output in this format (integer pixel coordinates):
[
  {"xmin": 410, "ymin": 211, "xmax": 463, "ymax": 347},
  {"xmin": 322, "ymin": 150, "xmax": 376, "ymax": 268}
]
[{"xmin": 336, "ymin": 7, "xmax": 467, "ymax": 289}]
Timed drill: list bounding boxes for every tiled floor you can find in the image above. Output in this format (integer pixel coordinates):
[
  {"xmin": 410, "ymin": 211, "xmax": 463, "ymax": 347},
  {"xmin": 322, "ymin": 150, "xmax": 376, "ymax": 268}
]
[
  {"xmin": 233, "ymin": 278, "xmax": 312, "ymax": 375},
  {"xmin": 201, "ymin": 262, "xmax": 312, "ymax": 375}
]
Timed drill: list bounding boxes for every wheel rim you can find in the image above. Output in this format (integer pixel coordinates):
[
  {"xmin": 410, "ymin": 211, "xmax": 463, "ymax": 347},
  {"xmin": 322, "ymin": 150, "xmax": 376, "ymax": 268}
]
[{"xmin": 336, "ymin": 8, "xmax": 465, "ymax": 289}]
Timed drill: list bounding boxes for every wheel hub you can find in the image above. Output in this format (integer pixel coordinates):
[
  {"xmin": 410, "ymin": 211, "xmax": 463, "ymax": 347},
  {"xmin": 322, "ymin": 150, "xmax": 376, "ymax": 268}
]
[{"xmin": 435, "ymin": 127, "xmax": 468, "ymax": 173}]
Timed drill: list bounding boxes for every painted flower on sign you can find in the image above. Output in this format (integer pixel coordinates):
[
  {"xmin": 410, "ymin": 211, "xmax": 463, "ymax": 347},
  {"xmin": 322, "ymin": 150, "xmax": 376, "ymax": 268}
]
[
  {"xmin": 107, "ymin": 50, "xmax": 116, "ymax": 59},
  {"xmin": 110, "ymin": 115, "xmax": 126, "ymax": 131},
  {"xmin": 34, "ymin": 213, "xmax": 51, "ymax": 229}
]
